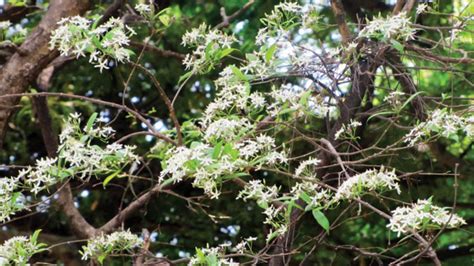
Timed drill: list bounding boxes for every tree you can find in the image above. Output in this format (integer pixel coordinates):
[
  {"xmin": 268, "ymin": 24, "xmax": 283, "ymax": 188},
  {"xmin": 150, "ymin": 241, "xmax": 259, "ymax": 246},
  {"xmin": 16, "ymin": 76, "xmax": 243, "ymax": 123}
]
[{"xmin": 0, "ymin": 0, "xmax": 473, "ymax": 265}]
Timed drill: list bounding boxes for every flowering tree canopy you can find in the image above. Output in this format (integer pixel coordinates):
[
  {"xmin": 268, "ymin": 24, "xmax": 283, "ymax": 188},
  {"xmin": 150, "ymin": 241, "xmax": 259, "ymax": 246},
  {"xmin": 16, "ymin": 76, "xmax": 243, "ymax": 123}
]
[{"xmin": 0, "ymin": 0, "xmax": 473, "ymax": 265}]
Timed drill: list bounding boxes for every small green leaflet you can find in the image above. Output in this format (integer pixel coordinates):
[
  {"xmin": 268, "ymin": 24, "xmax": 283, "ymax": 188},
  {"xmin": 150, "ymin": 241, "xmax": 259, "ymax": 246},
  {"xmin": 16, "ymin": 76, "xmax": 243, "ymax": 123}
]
[
  {"xmin": 400, "ymin": 91, "xmax": 425, "ymax": 111},
  {"xmin": 212, "ymin": 141, "xmax": 223, "ymax": 159},
  {"xmin": 159, "ymin": 14, "xmax": 171, "ymax": 26},
  {"xmin": 390, "ymin": 39, "xmax": 404, "ymax": 53},
  {"xmin": 265, "ymin": 44, "xmax": 277, "ymax": 63},
  {"xmin": 312, "ymin": 209, "xmax": 330, "ymax": 232},
  {"xmin": 230, "ymin": 65, "xmax": 247, "ymax": 81},
  {"xmin": 85, "ymin": 112, "xmax": 98, "ymax": 132},
  {"xmin": 103, "ymin": 170, "xmax": 121, "ymax": 187},
  {"xmin": 178, "ymin": 71, "xmax": 193, "ymax": 86}
]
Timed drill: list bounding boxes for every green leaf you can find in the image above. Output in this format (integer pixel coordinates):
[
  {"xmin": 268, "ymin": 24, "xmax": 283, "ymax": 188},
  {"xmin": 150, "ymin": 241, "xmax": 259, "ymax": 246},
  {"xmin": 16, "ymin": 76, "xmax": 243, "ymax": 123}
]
[
  {"xmin": 212, "ymin": 142, "xmax": 223, "ymax": 159},
  {"xmin": 367, "ymin": 111, "xmax": 396, "ymax": 122},
  {"xmin": 299, "ymin": 90, "xmax": 312, "ymax": 106},
  {"xmin": 103, "ymin": 170, "xmax": 121, "ymax": 187},
  {"xmin": 190, "ymin": 141, "xmax": 202, "ymax": 149},
  {"xmin": 400, "ymin": 91, "xmax": 425, "ymax": 112},
  {"xmin": 265, "ymin": 44, "xmax": 277, "ymax": 63},
  {"xmin": 218, "ymin": 48, "xmax": 236, "ymax": 59},
  {"xmin": 257, "ymin": 201, "xmax": 269, "ymax": 210},
  {"xmin": 246, "ymin": 53, "xmax": 258, "ymax": 62},
  {"xmin": 221, "ymin": 172, "xmax": 248, "ymax": 180},
  {"xmin": 230, "ymin": 65, "xmax": 247, "ymax": 81},
  {"xmin": 178, "ymin": 71, "xmax": 193, "ymax": 86},
  {"xmin": 31, "ymin": 229, "xmax": 42, "ymax": 244},
  {"xmin": 390, "ymin": 39, "xmax": 404, "ymax": 53},
  {"xmin": 206, "ymin": 254, "xmax": 219, "ymax": 266},
  {"xmin": 195, "ymin": 248, "xmax": 206, "ymax": 261},
  {"xmin": 159, "ymin": 14, "xmax": 170, "ymax": 26},
  {"xmin": 266, "ymin": 230, "xmax": 280, "ymax": 242},
  {"xmin": 85, "ymin": 113, "xmax": 98, "ymax": 132},
  {"xmin": 312, "ymin": 209, "xmax": 330, "ymax": 232},
  {"xmin": 98, "ymin": 254, "xmax": 106, "ymax": 265},
  {"xmin": 299, "ymin": 192, "xmax": 312, "ymax": 205},
  {"xmin": 223, "ymin": 143, "xmax": 239, "ymax": 160}
]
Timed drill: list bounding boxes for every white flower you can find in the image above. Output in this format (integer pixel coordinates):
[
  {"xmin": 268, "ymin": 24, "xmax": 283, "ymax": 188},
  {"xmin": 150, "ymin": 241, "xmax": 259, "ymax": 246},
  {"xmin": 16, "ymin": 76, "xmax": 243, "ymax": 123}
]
[
  {"xmin": 94, "ymin": 58, "xmax": 110, "ymax": 72},
  {"xmin": 0, "ymin": 234, "xmax": 45, "ymax": 265},
  {"xmin": 295, "ymin": 157, "xmax": 321, "ymax": 177},
  {"xmin": 275, "ymin": 2, "xmax": 302, "ymax": 13},
  {"xmin": 23, "ymin": 157, "xmax": 58, "ymax": 194},
  {"xmin": 0, "ymin": 21, "xmax": 11, "ymax": 30},
  {"xmin": 290, "ymin": 182, "xmax": 334, "ymax": 209},
  {"xmin": 358, "ymin": 12, "xmax": 416, "ymax": 41},
  {"xmin": 135, "ymin": 3, "xmax": 152, "ymax": 16},
  {"xmin": 50, "ymin": 16, "xmax": 134, "ymax": 71},
  {"xmin": 81, "ymin": 230, "xmax": 142, "ymax": 261},
  {"xmin": 335, "ymin": 167, "xmax": 400, "ymax": 201},
  {"xmin": 255, "ymin": 28, "xmax": 269, "ymax": 45},
  {"xmin": 334, "ymin": 119, "xmax": 361, "ymax": 140},
  {"xmin": 203, "ymin": 117, "xmax": 252, "ymax": 142},
  {"xmin": 346, "ymin": 41, "xmax": 358, "ymax": 52},
  {"xmin": 0, "ymin": 177, "xmax": 22, "ymax": 222},
  {"xmin": 387, "ymin": 199, "xmax": 466, "ymax": 237},
  {"xmin": 404, "ymin": 109, "xmax": 472, "ymax": 146},
  {"xmin": 416, "ymin": 3, "xmax": 429, "ymax": 15},
  {"xmin": 383, "ymin": 91, "xmax": 405, "ymax": 107},
  {"xmin": 250, "ymin": 92, "xmax": 266, "ymax": 109},
  {"xmin": 237, "ymin": 180, "xmax": 279, "ymax": 206},
  {"xmin": 181, "ymin": 23, "xmax": 236, "ymax": 73}
]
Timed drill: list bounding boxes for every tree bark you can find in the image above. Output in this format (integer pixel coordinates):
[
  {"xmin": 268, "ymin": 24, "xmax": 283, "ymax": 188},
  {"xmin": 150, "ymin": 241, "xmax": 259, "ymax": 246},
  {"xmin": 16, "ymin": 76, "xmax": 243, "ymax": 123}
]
[{"xmin": 0, "ymin": 0, "xmax": 89, "ymax": 147}]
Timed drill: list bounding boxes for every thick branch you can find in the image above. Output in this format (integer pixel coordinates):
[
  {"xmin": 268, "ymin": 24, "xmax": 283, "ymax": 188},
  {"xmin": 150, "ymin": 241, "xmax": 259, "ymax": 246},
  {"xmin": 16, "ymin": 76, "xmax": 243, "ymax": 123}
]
[
  {"xmin": 330, "ymin": 0, "xmax": 352, "ymax": 44},
  {"xmin": 0, "ymin": 0, "xmax": 89, "ymax": 147},
  {"xmin": 32, "ymin": 67, "xmax": 98, "ymax": 240},
  {"xmin": 100, "ymin": 184, "xmax": 162, "ymax": 233}
]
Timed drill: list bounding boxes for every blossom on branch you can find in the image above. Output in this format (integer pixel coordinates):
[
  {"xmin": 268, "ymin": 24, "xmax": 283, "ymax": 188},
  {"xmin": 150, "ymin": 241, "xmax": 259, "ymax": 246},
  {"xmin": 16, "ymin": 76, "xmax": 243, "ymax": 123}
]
[{"xmin": 387, "ymin": 199, "xmax": 466, "ymax": 237}]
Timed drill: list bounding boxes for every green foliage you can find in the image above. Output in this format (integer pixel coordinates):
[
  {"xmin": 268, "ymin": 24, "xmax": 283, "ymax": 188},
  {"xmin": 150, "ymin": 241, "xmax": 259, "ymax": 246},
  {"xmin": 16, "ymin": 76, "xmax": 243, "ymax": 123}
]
[{"xmin": 0, "ymin": 0, "xmax": 473, "ymax": 265}]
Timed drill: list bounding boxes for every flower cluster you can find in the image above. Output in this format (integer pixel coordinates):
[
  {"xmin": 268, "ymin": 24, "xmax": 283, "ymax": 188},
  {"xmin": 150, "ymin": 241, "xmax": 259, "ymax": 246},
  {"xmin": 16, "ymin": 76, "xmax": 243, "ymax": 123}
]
[
  {"xmin": 160, "ymin": 141, "xmax": 246, "ymax": 198},
  {"xmin": 203, "ymin": 117, "xmax": 252, "ymax": 142},
  {"xmin": 294, "ymin": 157, "xmax": 321, "ymax": 177},
  {"xmin": 0, "ymin": 177, "xmax": 23, "ymax": 223},
  {"xmin": 234, "ymin": 236, "xmax": 257, "ymax": 254},
  {"xmin": 290, "ymin": 182, "xmax": 333, "ymax": 210},
  {"xmin": 416, "ymin": 3, "xmax": 429, "ymax": 15},
  {"xmin": 237, "ymin": 180, "xmax": 279, "ymax": 207},
  {"xmin": 159, "ymin": 134, "xmax": 287, "ymax": 199},
  {"xmin": 182, "ymin": 23, "xmax": 236, "ymax": 73},
  {"xmin": 18, "ymin": 157, "xmax": 58, "ymax": 194},
  {"xmin": 189, "ymin": 244, "xmax": 239, "ymax": 266},
  {"xmin": 49, "ymin": 16, "xmax": 136, "ymax": 72},
  {"xmin": 405, "ymin": 109, "xmax": 474, "ymax": 146},
  {"xmin": 202, "ymin": 67, "xmax": 250, "ymax": 123},
  {"xmin": 135, "ymin": 3, "xmax": 153, "ymax": 17},
  {"xmin": 16, "ymin": 113, "xmax": 139, "ymax": 189},
  {"xmin": 0, "ymin": 21, "xmax": 11, "ymax": 30},
  {"xmin": 383, "ymin": 91, "xmax": 405, "ymax": 107},
  {"xmin": 0, "ymin": 231, "xmax": 46, "ymax": 266},
  {"xmin": 387, "ymin": 199, "xmax": 466, "ymax": 237},
  {"xmin": 235, "ymin": 134, "xmax": 287, "ymax": 163},
  {"xmin": 334, "ymin": 119, "xmax": 362, "ymax": 140},
  {"xmin": 81, "ymin": 230, "xmax": 142, "ymax": 263},
  {"xmin": 0, "ymin": 113, "xmax": 139, "ymax": 222},
  {"xmin": 260, "ymin": 2, "xmax": 318, "ymax": 36},
  {"xmin": 262, "ymin": 205, "xmax": 288, "ymax": 242},
  {"xmin": 268, "ymin": 84, "xmax": 337, "ymax": 119},
  {"xmin": 57, "ymin": 113, "xmax": 140, "ymax": 181},
  {"xmin": 238, "ymin": 167, "xmax": 401, "ymax": 242},
  {"xmin": 335, "ymin": 167, "xmax": 401, "ymax": 201},
  {"xmin": 358, "ymin": 12, "xmax": 416, "ymax": 41}
]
